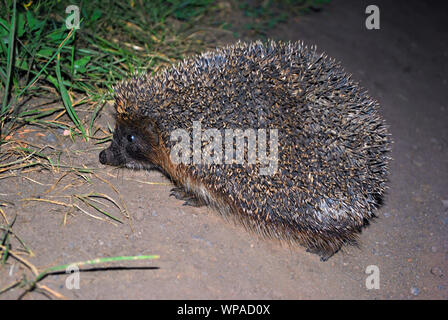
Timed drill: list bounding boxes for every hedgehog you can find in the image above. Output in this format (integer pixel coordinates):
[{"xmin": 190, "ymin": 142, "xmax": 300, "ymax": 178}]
[{"xmin": 99, "ymin": 40, "xmax": 391, "ymax": 261}]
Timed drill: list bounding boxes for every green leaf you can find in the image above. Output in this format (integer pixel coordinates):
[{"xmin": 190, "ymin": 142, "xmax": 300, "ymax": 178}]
[
  {"xmin": 14, "ymin": 58, "xmax": 28, "ymax": 70},
  {"xmin": 36, "ymin": 47, "xmax": 55, "ymax": 58},
  {"xmin": 26, "ymin": 10, "xmax": 44, "ymax": 32},
  {"xmin": 0, "ymin": 18, "xmax": 10, "ymax": 37},
  {"xmin": 74, "ymin": 55, "xmax": 91, "ymax": 74},
  {"xmin": 26, "ymin": 10, "xmax": 36, "ymax": 30},
  {"xmin": 91, "ymin": 9, "xmax": 102, "ymax": 22},
  {"xmin": 17, "ymin": 12, "xmax": 25, "ymax": 37},
  {"xmin": 46, "ymin": 29, "xmax": 67, "ymax": 42}
]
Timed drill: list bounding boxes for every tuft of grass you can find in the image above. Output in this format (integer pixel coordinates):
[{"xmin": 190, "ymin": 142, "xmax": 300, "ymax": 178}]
[{"xmin": 0, "ymin": 0, "xmax": 216, "ymax": 142}]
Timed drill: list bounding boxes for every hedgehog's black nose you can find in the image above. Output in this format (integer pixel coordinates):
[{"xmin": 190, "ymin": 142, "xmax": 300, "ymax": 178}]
[{"xmin": 99, "ymin": 150, "xmax": 107, "ymax": 164}]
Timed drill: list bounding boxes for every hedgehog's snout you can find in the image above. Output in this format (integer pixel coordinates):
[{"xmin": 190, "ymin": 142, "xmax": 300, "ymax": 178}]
[
  {"xmin": 99, "ymin": 147, "xmax": 121, "ymax": 166},
  {"xmin": 99, "ymin": 149, "xmax": 108, "ymax": 165}
]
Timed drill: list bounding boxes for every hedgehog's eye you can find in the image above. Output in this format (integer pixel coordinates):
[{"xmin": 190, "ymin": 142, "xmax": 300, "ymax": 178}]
[{"xmin": 127, "ymin": 134, "xmax": 135, "ymax": 143}]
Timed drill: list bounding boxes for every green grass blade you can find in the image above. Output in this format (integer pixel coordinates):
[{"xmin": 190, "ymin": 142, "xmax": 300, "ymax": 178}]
[
  {"xmin": 55, "ymin": 40, "xmax": 88, "ymax": 141},
  {"xmin": 34, "ymin": 255, "xmax": 160, "ymax": 284},
  {"xmin": 1, "ymin": 29, "xmax": 76, "ymax": 121},
  {"xmin": 1, "ymin": 0, "xmax": 16, "ymax": 114}
]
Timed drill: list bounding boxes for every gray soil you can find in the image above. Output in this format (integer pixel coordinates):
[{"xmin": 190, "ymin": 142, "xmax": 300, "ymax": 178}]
[{"xmin": 1, "ymin": 0, "xmax": 447, "ymax": 299}]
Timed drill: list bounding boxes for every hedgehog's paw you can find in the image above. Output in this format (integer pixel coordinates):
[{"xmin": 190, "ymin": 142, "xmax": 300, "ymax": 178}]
[
  {"xmin": 170, "ymin": 187, "xmax": 188, "ymax": 200},
  {"xmin": 306, "ymin": 246, "xmax": 339, "ymax": 262},
  {"xmin": 182, "ymin": 197, "xmax": 205, "ymax": 207},
  {"xmin": 170, "ymin": 187, "xmax": 205, "ymax": 207}
]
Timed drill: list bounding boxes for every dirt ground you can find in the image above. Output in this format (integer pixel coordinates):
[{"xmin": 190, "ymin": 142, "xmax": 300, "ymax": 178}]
[{"xmin": 1, "ymin": 0, "xmax": 447, "ymax": 299}]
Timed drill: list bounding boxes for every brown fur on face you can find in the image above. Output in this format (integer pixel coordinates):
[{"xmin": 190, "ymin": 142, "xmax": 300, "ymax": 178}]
[{"xmin": 99, "ymin": 113, "xmax": 161, "ymax": 170}]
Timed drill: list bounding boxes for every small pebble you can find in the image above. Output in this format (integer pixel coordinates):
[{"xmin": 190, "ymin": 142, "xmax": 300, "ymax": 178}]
[
  {"xmin": 431, "ymin": 246, "xmax": 438, "ymax": 253},
  {"xmin": 430, "ymin": 266, "xmax": 443, "ymax": 278},
  {"xmin": 412, "ymin": 159, "xmax": 423, "ymax": 167},
  {"xmin": 410, "ymin": 287, "xmax": 420, "ymax": 296}
]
